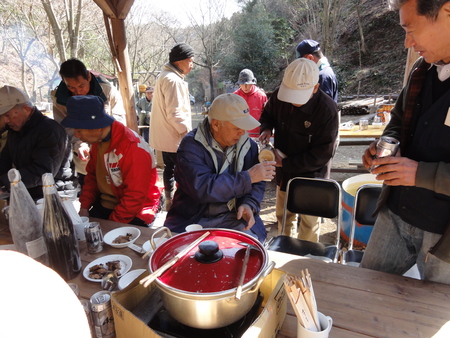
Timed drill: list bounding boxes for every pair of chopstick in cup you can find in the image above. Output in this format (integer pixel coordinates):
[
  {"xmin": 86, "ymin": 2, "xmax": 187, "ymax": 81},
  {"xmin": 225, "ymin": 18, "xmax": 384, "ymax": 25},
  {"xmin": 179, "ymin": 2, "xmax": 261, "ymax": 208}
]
[{"xmin": 284, "ymin": 269, "xmax": 320, "ymax": 332}]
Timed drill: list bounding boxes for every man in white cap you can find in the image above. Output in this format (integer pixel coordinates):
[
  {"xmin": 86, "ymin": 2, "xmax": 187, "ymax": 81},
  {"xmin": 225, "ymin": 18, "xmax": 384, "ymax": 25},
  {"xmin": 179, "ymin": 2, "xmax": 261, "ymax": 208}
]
[
  {"xmin": 259, "ymin": 58, "xmax": 339, "ymax": 242},
  {"xmin": 0, "ymin": 85, "xmax": 72, "ymax": 200},
  {"xmin": 163, "ymin": 93, "xmax": 276, "ymax": 242}
]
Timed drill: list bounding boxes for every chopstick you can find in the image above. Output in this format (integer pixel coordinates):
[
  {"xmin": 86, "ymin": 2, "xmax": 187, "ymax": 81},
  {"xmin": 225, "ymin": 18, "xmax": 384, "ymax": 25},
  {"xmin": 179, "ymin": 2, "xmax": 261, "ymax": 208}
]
[
  {"xmin": 283, "ymin": 270, "xmax": 320, "ymax": 332},
  {"xmin": 235, "ymin": 245, "xmax": 251, "ymax": 300},
  {"xmin": 141, "ymin": 231, "xmax": 169, "ymax": 259},
  {"xmin": 139, "ymin": 231, "xmax": 210, "ymax": 288}
]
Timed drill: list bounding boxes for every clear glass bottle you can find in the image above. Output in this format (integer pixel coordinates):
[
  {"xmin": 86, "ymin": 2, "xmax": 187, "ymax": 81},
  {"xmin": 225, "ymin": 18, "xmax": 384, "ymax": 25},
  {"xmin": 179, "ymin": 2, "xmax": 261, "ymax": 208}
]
[
  {"xmin": 42, "ymin": 173, "xmax": 82, "ymax": 281},
  {"xmin": 8, "ymin": 169, "xmax": 49, "ymax": 265}
]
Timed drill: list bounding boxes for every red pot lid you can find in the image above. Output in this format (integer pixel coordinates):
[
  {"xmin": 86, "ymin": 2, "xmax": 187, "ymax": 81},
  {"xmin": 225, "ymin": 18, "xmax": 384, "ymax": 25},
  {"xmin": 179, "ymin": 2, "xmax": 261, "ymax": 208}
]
[{"xmin": 149, "ymin": 229, "xmax": 266, "ymax": 293}]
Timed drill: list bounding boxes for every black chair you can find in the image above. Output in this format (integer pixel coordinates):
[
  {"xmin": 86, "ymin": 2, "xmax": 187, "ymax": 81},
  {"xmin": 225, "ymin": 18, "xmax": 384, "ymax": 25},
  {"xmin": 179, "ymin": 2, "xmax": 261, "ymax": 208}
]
[
  {"xmin": 342, "ymin": 184, "xmax": 382, "ymax": 265},
  {"xmin": 267, "ymin": 177, "xmax": 342, "ymax": 263}
]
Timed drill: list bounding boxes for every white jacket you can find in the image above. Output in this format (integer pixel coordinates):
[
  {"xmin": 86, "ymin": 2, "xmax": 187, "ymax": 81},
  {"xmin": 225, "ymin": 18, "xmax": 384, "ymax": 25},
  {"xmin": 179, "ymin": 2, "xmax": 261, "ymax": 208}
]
[{"xmin": 150, "ymin": 63, "xmax": 192, "ymax": 153}]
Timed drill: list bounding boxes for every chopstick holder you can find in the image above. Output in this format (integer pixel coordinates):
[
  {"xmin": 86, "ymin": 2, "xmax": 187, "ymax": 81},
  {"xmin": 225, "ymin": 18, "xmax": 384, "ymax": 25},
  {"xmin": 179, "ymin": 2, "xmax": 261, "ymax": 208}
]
[{"xmin": 140, "ymin": 231, "xmax": 210, "ymax": 287}]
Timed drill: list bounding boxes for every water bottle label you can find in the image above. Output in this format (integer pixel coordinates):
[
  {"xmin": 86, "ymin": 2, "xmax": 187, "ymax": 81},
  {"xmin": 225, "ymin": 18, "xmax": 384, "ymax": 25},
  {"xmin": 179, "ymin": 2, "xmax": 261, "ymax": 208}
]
[{"xmin": 26, "ymin": 236, "xmax": 47, "ymax": 259}]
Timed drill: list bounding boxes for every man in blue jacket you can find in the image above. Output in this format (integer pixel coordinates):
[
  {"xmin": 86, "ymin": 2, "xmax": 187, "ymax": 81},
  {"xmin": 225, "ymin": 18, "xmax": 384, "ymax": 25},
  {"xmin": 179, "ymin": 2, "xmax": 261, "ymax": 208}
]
[{"xmin": 164, "ymin": 93, "xmax": 276, "ymax": 242}]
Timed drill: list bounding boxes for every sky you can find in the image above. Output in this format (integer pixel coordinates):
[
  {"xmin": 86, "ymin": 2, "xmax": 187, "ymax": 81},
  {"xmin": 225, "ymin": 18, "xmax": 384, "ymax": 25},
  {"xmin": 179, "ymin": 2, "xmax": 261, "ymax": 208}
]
[{"xmin": 134, "ymin": 0, "xmax": 242, "ymax": 26}]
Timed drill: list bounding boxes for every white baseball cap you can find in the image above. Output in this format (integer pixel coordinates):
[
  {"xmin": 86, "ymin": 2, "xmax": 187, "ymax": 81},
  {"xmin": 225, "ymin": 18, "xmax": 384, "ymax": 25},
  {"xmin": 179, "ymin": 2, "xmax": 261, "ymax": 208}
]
[
  {"xmin": 278, "ymin": 58, "xmax": 319, "ymax": 105},
  {"xmin": 0, "ymin": 86, "xmax": 29, "ymax": 115},
  {"xmin": 208, "ymin": 93, "xmax": 260, "ymax": 130}
]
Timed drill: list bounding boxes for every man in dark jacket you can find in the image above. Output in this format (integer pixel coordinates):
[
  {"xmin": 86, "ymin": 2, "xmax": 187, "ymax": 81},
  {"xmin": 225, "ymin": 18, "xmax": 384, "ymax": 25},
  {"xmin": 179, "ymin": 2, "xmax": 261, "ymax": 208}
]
[
  {"xmin": 259, "ymin": 58, "xmax": 339, "ymax": 242},
  {"xmin": 164, "ymin": 93, "xmax": 276, "ymax": 242},
  {"xmin": 0, "ymin": 86, "xmax": 72, "ymax": 200}
]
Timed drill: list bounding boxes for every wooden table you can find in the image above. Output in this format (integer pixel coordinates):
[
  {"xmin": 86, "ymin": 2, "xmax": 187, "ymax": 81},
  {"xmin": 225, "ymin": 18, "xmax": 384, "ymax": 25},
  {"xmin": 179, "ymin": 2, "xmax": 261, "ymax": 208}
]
[
  {"xmin": 271, "ymin": 251, "xmax": 450, "ymax": 338},
  {"xmin": 339, "ymin": 125, "xmax": 385, "ymax": 140},
  {"xmin": 68, "ymin": 218, "xmax": 157, "ymax": 300},
  {"xmin": 4, "ymin": 218, "xmax": 448, "ymax": 337}
]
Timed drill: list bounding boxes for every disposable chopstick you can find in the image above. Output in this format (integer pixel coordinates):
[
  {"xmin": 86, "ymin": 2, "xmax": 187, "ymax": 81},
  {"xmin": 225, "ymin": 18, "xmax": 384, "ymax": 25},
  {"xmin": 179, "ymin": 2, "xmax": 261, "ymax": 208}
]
[
  {"xmin": 284, "ymin": 275, "xmax": 318, "ymax": 332},
  {"xmin": 140, "ymin": 231, "xmax": 210, "ymax": 287},
  {"xmin": 298, "ymin": 272, "xmax": 320, "ymax": 331},
  {"xmin": 305, "ymin": 269, "xmax": 320, "ymax": 329}
]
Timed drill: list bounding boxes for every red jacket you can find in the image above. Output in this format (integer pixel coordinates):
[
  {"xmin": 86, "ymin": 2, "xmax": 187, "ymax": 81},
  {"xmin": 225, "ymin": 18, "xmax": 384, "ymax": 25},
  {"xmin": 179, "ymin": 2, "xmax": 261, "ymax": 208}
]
[
  {"xmin": 234, "ymin": 86, "xmax": 267, "ymax": 137},
  {"xmin": 80, "ymin": 121, "xmax": 161, "ymax": 224}
]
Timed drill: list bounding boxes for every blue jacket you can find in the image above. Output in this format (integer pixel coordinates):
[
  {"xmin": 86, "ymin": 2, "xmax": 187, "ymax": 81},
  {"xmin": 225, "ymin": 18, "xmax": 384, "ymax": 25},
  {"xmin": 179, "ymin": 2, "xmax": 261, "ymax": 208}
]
[{"xmin": 164, "ymin": 119, "xmax": 267, "ymax": 242}]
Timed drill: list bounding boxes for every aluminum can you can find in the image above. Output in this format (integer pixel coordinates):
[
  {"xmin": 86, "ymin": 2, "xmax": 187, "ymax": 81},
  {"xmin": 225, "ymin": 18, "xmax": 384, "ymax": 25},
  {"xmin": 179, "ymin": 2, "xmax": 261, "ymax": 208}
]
[
  {"xmin": 370, "ymin": 136, "xmax": 400, "ymax": 171},
  {"xmin": 84, "ymin": 222, "xmax": 103, "ymax": 253},
  {"xmin": 80, "ymin": 299, "xmax": 95, "ymax": 337},
  {"xmin": 90, "ymin": 291, "xmax": 115, "ymax": 337}
]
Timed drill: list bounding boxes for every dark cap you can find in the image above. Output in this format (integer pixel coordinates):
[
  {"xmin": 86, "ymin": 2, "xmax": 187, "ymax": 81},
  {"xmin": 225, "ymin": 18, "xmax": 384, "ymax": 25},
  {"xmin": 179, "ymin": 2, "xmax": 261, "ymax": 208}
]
[
  {"xmin": 296, "ymin": 39, "xmax": 320, "ymax": 58},
  {"xmin": 169, "ymin": 43, "xmax": 195, "ymax": 63},
  {"xmin": 61, "ymin": 95, "xmax": 114, "ymax": 129},
  {"xmin": 237, "ymin": 69, "xmax": 257, "ymax": 85}
]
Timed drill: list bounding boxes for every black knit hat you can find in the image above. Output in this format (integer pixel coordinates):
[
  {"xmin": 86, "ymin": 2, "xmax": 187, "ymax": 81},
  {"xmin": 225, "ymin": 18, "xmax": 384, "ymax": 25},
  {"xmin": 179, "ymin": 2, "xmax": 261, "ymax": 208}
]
[{"xmin": 169, "ymin": 43, "xmax": 195, "ymax": 63}]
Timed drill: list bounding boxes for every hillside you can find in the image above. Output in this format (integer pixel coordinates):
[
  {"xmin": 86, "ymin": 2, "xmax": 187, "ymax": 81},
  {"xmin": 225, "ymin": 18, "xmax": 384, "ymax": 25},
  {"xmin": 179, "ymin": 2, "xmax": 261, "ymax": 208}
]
[{"xmin": 332, "ymin": 1, "xmax": 407, "ymax": 98}]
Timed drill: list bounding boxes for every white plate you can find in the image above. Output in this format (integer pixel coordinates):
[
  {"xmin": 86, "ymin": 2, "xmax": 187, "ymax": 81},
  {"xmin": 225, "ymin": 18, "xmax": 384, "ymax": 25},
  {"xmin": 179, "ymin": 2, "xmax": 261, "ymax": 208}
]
[
  {"xmin": 142, "ymin": 237, "xmax": 168, "ymax": 254},
  {"xmin": 118, "ymin": 269, "xmax": 147, "ymax": 290},
  {"xmin": 103, "ymin": 227, "xmax": 141, "ymax": 248},
  {"xmin": 83, "ymin": 254, "xmax": 132, "ymax": 282}
]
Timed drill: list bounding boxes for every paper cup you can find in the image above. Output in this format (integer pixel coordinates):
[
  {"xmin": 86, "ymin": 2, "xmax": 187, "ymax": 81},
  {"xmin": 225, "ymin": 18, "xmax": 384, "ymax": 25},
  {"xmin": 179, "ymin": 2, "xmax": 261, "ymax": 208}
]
[
  {"xmin": 185, "ymin": 224, "xmax": 203, "ymax": 232},
  {"xmin": 73, "ymin": 216, "xmax": 90, "ymax": 241},
  {"xmin": 297, "ymin": 312, "xmax": 332, "ymax": 338}
]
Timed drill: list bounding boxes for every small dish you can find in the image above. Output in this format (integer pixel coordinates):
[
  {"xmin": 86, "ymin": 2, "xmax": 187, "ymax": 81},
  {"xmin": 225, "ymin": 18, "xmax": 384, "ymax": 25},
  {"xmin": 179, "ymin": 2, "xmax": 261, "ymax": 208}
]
[
  {"xmin": 83, "ymin": 254, "xmax": 132, "ymax": 282},
  {"xmin": 103, "ymin": 226, "xmax": 141, "ymax": 248},
  {"xmin": 118, "ymin": 269, "xmax": 147, "ymax": 290}
]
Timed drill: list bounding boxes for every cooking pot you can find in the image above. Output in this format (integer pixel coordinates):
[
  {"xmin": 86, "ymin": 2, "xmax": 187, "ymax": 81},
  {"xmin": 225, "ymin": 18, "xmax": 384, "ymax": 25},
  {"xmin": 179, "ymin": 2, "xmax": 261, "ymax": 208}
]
[{"xmin": 149, "ymin": 228, "xmax": 274, "ymax": 329}]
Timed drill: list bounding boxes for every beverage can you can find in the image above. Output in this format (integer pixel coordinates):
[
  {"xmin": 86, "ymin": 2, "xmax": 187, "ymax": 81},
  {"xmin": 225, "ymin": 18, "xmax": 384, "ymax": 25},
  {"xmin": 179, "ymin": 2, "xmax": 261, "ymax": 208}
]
[
  {"xmin": 370, "ymin": 136, "xmax": 400, "ymax": 171},
  {"xmin": 90, "ymin": 291, "xmax": 115, "ymax": 337},
  {"xmin": 85, "ymin": 222, "xmax": 103, "ymax": 254}
]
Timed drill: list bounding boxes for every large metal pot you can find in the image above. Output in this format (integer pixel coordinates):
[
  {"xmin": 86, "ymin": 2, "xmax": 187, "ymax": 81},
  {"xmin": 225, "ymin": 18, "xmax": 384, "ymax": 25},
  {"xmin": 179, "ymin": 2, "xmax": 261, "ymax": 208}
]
[{"xmin": 148, "ymin": 228, "xmax": 274, "ymax": 329}]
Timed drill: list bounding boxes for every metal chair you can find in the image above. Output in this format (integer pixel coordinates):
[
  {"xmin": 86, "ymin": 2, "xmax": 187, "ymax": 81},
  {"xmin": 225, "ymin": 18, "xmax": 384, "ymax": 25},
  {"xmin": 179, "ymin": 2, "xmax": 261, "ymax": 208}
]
[
  {"xmin": 342, "ymin": 184, "xmax": 382, "ymax": 265},
  {"xmin": 267, "ymin": 177, "xmax": 342, "ymax": 263}
]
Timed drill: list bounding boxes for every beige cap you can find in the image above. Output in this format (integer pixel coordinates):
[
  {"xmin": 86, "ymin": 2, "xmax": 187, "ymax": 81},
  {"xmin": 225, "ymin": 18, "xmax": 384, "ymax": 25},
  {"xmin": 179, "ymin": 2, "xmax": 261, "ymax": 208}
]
[
  {"xmin": 0, "ymin": 86, "xmax": 29, "ymax": 115},
  {"xmin": 208, "ymin": 93, "xmax": 260, "ymax": 130},
  {"xmin": 278, "ymin": 58, "xmax": 319, "ymax": 105}
]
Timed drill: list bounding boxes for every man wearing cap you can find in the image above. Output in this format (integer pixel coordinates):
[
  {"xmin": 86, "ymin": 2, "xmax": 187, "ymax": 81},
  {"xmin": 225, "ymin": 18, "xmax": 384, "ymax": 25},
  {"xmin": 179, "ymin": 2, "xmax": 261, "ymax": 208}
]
[
  {"xmin": 51, "ymin": 58, "xmax": 127, "ymax": 186},
  {"xmin": 234, "ymin": 69, "xmax": 268, "ymax": 138},
  {"xmin": 150, "ymin": 42, "xmax": 194, "ymax": 210},
  {"xmin": 61, "ymin": 95, "xmax": 161, "ymax": 225},
  {"xmin": 0, "ymin": 85, "xmax": 72, "ymax": 200},
  {"xmin": 259, "ymin": 58, "xmax": 339, "ymax": 242},
  {"xmin": 164, "ymin": 93, "xmax": 276, "ymax": 242},
  {"xmin": 136, "ymin": 86, "xmax": 154, "ymax": 142},
  {"xmin": 296, "ymin": 39, "xmax": 338, "ymax": 103}
]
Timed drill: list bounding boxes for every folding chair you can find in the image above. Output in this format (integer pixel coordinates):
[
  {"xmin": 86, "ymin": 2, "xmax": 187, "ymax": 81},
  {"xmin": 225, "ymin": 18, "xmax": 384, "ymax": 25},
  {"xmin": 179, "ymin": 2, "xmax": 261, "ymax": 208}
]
[
  {"xmin": 342, "ymin": 184, "xmax": 382, "ymax": 265},
  {"xmin": 267, "ymin": 177, "xmax": 342, "ymax": 263}
]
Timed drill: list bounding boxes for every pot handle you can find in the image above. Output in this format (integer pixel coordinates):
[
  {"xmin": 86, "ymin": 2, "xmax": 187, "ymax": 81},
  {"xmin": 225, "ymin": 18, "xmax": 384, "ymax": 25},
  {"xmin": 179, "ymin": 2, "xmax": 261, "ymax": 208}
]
[
  {"xmin": 150, "ymin": 226, "xmax": 172, "ymax": 250},
  {"xmin": 249, "ymin": 261, "xmax": 275, "ymax": 293}
]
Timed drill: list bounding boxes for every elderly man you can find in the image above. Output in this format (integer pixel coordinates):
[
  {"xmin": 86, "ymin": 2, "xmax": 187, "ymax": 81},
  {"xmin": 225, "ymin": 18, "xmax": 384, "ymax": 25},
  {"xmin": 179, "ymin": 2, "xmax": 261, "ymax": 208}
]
[
  {"xmin": 163, "ymin": 93, "xmax": 276, "ymax": 242},
  {"xmin": 259, "ymin": 58, "xmax": 339, "ymax": 242},
  {"xmin": 0, "ymin": 86, "xmax": 72, "ymax": 200},
  {"xmin": 360, "ymin": 0, "xmax": 450, "ymax": 284},
  {"xmin": 150, "ymin": 43, "xmax": 194, "ymax": 210},
  {"xmin": 61, "ymin": 95, "xmax": 161, "ymax": 226},
  {"xmin": 233, "ymin": 69, "xmax": 268, "ymax": 138},
  {"xmin": 296, "ymin": 39, "xmax": 338, "ymax": 103},
  {"xmin": 52, "ymin": 58, "xmax": 126, "ymax": 185}
]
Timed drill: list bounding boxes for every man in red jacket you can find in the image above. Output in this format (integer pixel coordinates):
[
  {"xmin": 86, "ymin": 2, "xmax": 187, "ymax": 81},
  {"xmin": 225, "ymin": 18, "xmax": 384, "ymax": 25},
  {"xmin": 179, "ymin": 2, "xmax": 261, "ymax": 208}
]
[
  {"xmin": 61, "ymin": 95, "xmax": 161, "ymax": 225},
  {"xmin": 234, "ymin": 69, "xmax": 267, "ymax": 138}
]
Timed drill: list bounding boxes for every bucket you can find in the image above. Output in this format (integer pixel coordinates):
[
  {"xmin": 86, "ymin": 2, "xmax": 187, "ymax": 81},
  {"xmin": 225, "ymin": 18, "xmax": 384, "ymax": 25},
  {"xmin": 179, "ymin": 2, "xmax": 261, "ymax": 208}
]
[{"xmin": 341, "ymin": 174, "xmax": 381, "ymax": 247}]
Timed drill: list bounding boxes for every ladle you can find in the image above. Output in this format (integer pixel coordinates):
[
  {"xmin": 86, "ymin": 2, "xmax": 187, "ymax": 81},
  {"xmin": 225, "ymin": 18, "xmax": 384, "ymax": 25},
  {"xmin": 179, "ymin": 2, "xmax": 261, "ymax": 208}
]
[{"xmin": 235, "ymin": 242, "xmax": 259, "ymax": 300}]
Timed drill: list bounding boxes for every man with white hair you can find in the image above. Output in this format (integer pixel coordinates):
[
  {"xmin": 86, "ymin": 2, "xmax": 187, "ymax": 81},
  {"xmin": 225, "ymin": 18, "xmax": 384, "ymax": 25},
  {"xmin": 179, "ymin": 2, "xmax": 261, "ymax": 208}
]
[
  {"xmin": 259, "ymin": 58, "xmax": 339, "ymax": 242},
  {"xmin": 0, "ymin": 85, "xmax": 72, "ymax": 200},
  {"xmin": 164, "ymin": 93, "xmax": 275, "ymax": 242}
]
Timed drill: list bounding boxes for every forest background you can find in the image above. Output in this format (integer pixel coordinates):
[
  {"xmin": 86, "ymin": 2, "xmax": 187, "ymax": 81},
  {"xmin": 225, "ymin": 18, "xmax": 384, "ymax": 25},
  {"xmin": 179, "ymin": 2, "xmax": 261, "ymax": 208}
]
[{"xmin": 0, "ymin": 0, "xmax": 407, "ymax": 105}]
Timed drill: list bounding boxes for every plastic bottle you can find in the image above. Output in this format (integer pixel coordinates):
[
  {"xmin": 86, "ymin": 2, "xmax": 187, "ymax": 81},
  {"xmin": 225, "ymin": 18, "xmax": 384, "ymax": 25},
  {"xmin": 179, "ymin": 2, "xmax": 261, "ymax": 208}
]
[
  {"xmin": 8, "ymin": 169, "xmax": 49, "ymax": 265},
  {"xmin": 42, "ymin": 173, "xmax": 82, "ymax": 280}
]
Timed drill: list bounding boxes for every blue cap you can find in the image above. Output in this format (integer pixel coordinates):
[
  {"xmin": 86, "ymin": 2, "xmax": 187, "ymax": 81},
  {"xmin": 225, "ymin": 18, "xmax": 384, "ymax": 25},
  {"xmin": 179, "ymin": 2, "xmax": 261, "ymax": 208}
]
[
  {"xmin": 296, "ymin": 39, "xmax": 320, "ymax": 58},
  {"xmin": 61, "ymin": 95, "xmax": 114, "ymax": 129}
]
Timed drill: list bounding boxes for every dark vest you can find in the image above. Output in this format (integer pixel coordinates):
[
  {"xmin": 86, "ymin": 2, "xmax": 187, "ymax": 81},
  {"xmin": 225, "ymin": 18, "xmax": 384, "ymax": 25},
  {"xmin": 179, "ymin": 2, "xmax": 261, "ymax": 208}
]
[{"xmin": 387, "ymin": 67, "xmax": 450, "ymax": 234}]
